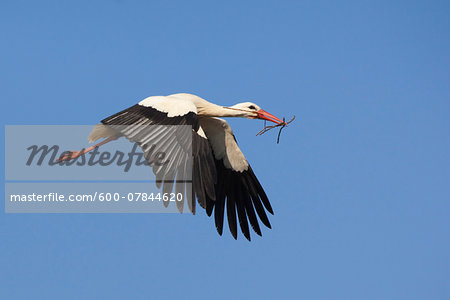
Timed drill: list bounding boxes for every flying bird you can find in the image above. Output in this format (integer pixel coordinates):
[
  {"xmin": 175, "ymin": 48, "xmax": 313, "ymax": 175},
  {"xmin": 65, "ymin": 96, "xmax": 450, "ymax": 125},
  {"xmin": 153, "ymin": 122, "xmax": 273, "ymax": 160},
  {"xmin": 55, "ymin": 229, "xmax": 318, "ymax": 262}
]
[{"xmin": 58, "ymin": 93, "xmax": 284, "ymax": 241}]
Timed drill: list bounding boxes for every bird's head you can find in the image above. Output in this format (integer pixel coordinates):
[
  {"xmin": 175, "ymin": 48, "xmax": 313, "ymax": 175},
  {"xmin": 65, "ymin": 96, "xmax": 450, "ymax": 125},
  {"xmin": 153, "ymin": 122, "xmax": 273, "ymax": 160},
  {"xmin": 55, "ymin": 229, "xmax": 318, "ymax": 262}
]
[{"xmin": 226, "ymin": 102, "xmax": 284, "ymax": 124}]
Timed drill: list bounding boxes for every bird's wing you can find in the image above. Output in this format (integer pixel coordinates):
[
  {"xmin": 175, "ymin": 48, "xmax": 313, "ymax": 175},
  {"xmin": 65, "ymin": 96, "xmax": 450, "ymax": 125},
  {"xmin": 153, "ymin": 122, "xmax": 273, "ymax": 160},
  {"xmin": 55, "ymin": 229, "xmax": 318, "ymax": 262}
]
[
  {"xmin": 199, "ymin": 117, "xmax": 274, "ymax": 241},
  {"xmin": 99, "ymin": 95, "xmax": 217, "ymax": 214}
]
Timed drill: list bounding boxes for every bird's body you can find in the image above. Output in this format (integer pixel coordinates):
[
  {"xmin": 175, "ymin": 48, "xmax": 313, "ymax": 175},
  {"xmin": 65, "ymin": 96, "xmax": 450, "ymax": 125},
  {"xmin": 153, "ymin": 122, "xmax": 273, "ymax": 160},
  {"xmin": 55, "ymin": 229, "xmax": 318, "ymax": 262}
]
[{"xmin": 59, "ymin": 93, "xmax": 284, "ymax": 240}]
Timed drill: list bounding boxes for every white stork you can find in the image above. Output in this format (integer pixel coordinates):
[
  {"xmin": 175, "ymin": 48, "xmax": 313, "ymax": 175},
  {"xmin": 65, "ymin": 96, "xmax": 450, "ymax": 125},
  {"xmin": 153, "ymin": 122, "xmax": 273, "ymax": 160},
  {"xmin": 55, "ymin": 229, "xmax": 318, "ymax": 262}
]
[{"xmin": 59, "ymin": 93, "xmax": 284, "ymax": 240}]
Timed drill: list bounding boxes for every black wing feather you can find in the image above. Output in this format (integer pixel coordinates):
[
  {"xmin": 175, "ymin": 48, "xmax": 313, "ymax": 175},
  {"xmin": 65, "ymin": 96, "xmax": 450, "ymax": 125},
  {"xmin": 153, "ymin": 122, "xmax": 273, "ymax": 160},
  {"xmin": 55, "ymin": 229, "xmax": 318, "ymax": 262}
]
[
  {"xmin": 240, "ymin": 176, "xmax": 262, "ymax": 236},
  {"xmin": 235, "ymin": 180, "xmax": 251, "ymax": 241},
  {"xmin": 226, "ymin": 176, "xmax": 238, "ymax": 240}
]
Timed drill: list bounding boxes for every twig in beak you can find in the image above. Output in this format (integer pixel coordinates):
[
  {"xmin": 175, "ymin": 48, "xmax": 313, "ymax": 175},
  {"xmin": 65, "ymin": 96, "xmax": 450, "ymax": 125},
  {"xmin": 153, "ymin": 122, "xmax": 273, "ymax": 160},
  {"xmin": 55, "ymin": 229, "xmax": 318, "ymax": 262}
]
[{"xmin": 256, "ymin": 115, "xmax": 295, "ymax": 144}]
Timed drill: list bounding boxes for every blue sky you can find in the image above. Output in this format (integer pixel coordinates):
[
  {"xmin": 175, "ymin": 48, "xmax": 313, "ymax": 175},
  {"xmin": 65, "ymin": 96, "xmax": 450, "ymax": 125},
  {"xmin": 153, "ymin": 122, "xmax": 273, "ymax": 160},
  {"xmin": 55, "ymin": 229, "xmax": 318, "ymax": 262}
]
[{"xmin": 1, "ymin": 1, "xmax": 449, "ymax": 299}]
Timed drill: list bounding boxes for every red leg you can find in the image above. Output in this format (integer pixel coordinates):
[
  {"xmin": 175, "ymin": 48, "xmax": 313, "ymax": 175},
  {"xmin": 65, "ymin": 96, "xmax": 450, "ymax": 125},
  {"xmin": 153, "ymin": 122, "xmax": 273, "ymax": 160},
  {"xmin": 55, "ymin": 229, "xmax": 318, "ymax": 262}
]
[{"xmin": 56, "ymin": 136, "xmax": 118, "ymax": 162}]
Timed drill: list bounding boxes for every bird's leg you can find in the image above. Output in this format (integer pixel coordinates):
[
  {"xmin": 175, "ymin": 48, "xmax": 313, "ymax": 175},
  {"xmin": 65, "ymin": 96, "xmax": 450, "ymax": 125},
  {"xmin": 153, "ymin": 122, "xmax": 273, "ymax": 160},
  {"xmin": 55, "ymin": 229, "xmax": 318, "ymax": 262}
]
[{"xmin": 56, "ymin": 136, "xmax": 119, "ymax": 162}]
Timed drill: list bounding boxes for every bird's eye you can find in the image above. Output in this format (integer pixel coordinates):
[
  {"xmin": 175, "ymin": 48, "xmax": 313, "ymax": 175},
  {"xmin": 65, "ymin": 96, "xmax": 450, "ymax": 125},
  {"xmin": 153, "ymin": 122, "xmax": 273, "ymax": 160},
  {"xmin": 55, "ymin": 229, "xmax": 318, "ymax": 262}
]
[{"xmin": 248, "ymin": 105, "xmax": 256, "ymax": 110}]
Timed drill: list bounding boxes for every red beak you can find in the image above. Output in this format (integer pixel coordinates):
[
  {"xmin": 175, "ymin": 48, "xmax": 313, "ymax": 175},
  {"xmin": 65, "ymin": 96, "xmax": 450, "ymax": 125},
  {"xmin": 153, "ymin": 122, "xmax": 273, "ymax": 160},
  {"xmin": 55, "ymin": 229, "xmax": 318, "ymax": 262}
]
[{"xmin": 256, "ymin": 109, "xmax": 284, "ymax": 124}]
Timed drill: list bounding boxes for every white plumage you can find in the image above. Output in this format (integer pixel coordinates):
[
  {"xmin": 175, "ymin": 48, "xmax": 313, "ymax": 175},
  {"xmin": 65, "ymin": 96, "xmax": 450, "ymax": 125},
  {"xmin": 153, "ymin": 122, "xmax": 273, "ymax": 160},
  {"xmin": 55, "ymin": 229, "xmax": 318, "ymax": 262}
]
[{"xmin": 138, "ymin": 95, "xmax": 197, "ymax": 117}]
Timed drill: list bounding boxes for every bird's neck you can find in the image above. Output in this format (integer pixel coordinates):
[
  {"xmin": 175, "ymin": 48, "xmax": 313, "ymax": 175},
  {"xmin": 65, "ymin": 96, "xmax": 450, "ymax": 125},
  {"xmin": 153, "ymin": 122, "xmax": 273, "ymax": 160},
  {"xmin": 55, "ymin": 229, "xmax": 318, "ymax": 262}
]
[
  {"xmin": 184, "ymin": 94, "xmax": 246, "ymax": 118},
  {"xmin": 199, "ymin": 103, "xmax": 247, "ymax": 118}
]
